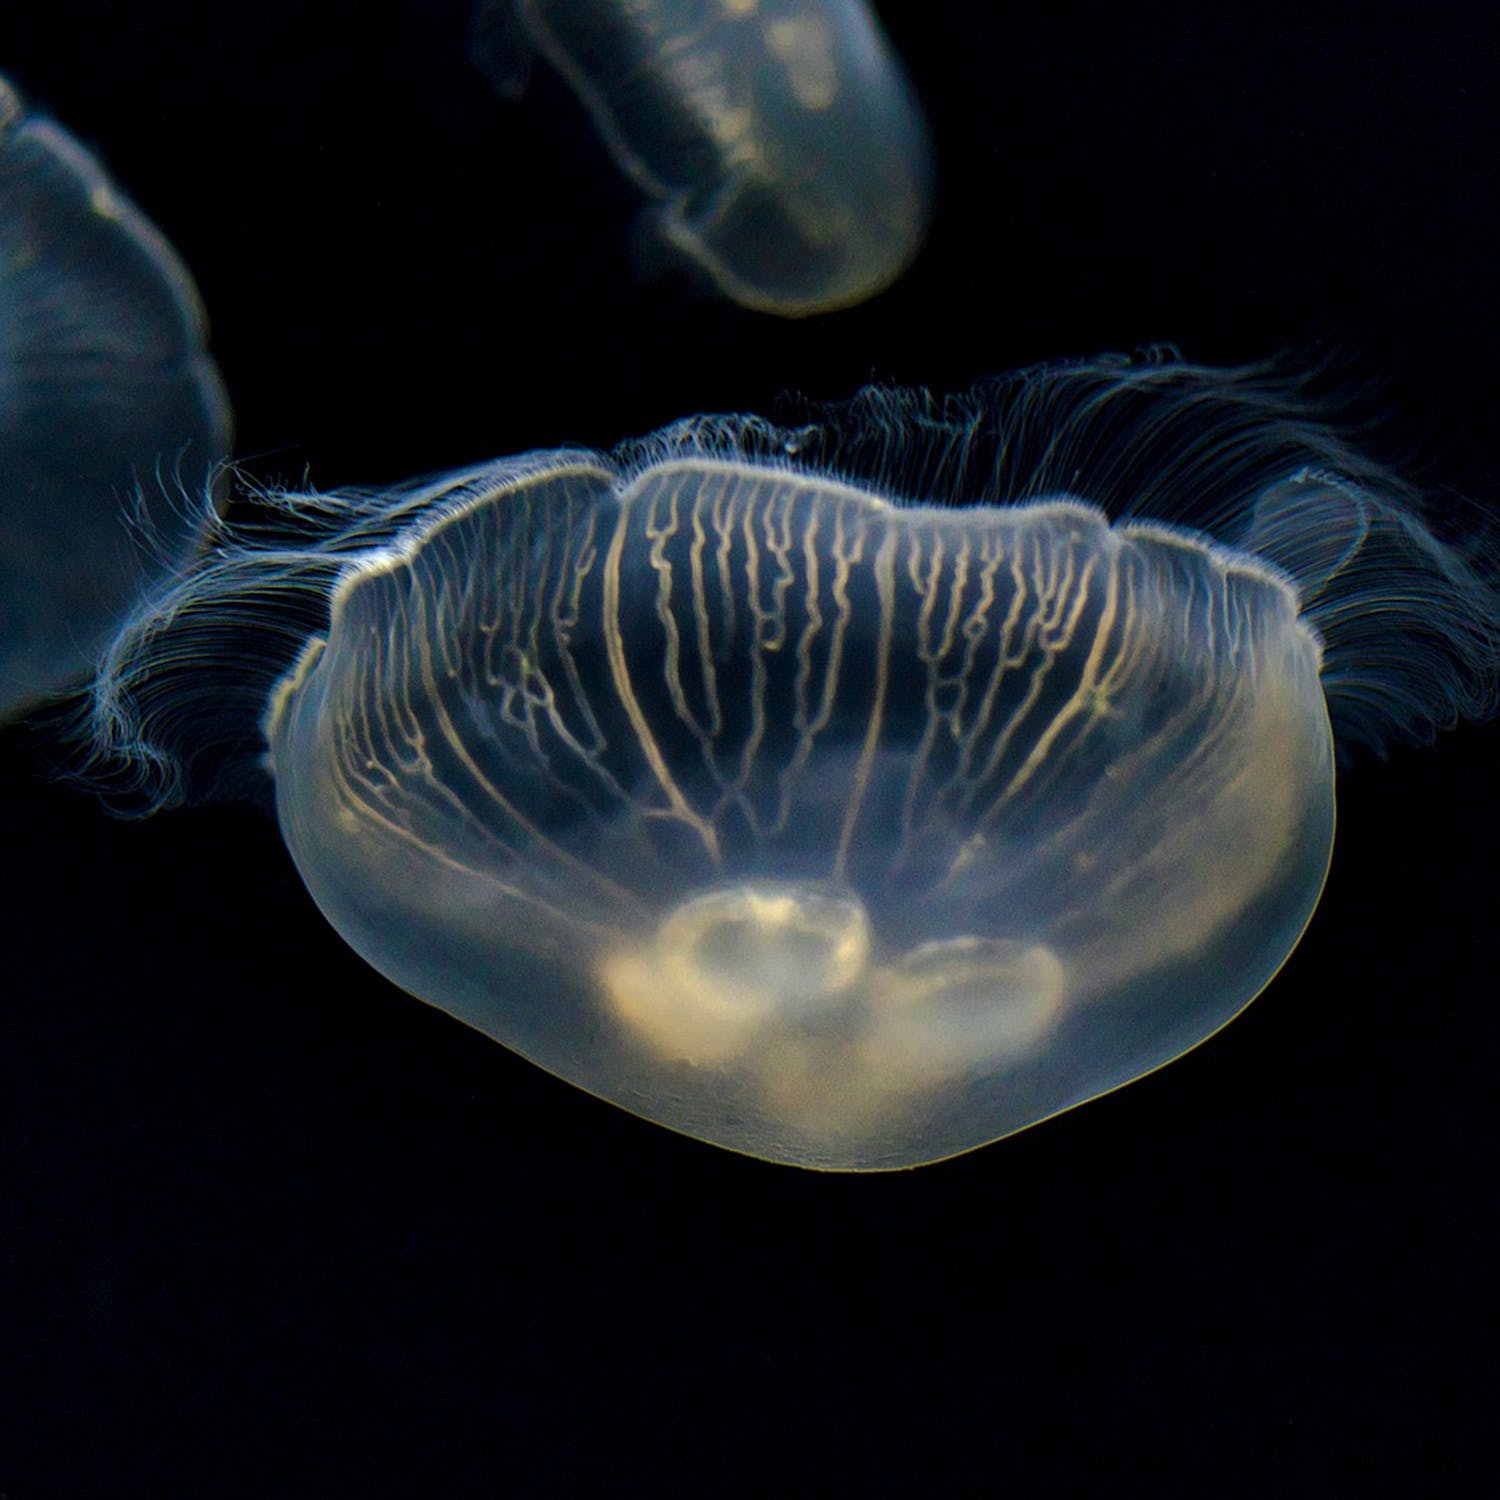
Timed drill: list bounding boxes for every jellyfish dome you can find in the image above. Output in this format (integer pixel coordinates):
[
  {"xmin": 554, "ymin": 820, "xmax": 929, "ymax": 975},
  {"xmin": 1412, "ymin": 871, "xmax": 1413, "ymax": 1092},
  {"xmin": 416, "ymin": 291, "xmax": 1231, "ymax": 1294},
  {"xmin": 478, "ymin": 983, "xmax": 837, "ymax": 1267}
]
[
  {"xmin": 0, "ymin": 75, "xmax": 231, "ymax": 720},
  {"xmin": 88, "ymin": 354, "xmax": 1500, "ymax": 1169},
  {"xmin": 471, "ymin": 0, "xmax": 933, "ymax": 316}
]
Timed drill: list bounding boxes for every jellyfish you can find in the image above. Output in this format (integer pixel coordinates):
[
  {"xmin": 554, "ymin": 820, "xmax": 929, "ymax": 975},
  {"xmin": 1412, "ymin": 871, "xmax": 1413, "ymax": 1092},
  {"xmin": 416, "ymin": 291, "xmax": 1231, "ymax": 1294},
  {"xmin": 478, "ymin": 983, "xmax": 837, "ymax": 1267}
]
[
  {"xmin": 470, "ymin": 0, "xmax": 933, "ymax": 316},
  {"xmin": 85, "ymin": 353, "xmax": 1499, "ymax": 1170},
  {"xmin": 0, "ymin": 73, "xmax": 231, "ymax": 722}
]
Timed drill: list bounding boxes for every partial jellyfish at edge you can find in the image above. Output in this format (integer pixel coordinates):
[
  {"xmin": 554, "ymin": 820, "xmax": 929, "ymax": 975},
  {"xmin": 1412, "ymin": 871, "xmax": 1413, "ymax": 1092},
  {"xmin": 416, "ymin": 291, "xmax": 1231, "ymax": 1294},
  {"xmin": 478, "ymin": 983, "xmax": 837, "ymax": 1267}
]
[
  {"xmin": 470, "ymin": 0, "xmax": 934, "ymax": 316},
  {"xmin": 0, "ymin": 72, "xmax": 232, "ymax": 722},
  {"xmin": 81, "ymin": 352, "xmax": 1500, "ymax": 1170}
]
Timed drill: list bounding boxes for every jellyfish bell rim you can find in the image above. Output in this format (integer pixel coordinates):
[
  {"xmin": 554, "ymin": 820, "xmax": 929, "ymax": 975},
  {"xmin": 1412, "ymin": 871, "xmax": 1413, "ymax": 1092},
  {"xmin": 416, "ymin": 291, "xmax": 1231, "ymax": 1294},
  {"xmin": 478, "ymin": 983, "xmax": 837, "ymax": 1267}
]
[{"xmin": 270, "ymin": 448, "xmax": 1315, "ymax": 749}]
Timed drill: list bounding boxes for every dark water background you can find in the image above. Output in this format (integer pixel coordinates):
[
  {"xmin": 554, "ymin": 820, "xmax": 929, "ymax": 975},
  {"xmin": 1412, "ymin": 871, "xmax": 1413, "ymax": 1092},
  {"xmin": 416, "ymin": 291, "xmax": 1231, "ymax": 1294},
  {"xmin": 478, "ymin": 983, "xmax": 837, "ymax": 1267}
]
[{"xmin": 1, "ymin": 1, "xmax": 1495, "ymax": 1493}]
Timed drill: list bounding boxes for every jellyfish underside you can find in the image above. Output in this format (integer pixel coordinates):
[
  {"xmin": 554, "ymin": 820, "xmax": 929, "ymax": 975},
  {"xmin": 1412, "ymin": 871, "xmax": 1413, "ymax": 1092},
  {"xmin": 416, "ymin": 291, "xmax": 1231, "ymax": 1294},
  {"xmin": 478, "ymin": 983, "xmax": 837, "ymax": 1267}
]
[
  {"xmin": 473, "ymin": 0, "xmax": 933, "ymax": 315},
  {"xmin": 264, "ymin": 457, "xmax": 1334, "ymax": 1168},
  {"xmin": 0, "ymin": 74, "xmax": 230, "ymax": 720}
]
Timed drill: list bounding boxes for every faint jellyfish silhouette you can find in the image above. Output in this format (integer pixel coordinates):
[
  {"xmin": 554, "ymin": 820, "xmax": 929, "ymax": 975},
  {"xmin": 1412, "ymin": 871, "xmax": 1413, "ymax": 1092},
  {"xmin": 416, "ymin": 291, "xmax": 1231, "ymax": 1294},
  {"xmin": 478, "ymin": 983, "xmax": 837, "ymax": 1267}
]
[
  {"xmin": 86, "ymin": 353, "xmax": 1500, "ymax": 1170},
  {"xmin": 0, "ymin": 73, "xmax": 231, "ymax": 722},
  {"xmin": 470, "ymin": 0, "xmax": 933, "ymax": 316}
]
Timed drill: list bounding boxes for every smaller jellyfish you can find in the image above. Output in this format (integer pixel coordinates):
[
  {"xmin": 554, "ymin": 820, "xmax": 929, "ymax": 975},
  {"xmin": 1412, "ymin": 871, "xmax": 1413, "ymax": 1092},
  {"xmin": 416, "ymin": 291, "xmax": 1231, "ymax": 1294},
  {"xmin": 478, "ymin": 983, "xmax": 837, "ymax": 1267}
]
[
  {"xmin": 0, "ymin": 73, "xmax": 231, "ymax": 722},
  {"xmin": 84, "ymin": 354, "xmax": 1500, "ymax": 1170},
  {"xmin": 471, "ymin": 0, "xmax": 933, "ymax": 316}
]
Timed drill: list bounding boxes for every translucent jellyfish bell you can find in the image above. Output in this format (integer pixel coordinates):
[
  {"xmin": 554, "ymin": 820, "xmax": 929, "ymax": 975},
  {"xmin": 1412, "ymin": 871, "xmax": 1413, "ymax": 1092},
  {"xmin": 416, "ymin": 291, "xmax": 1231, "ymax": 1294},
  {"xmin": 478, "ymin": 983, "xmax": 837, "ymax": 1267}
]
[
  {"xmin": 471, "ymin": 0, "xmax": 933, "ymax": 315},
  {"xmin": 0, "ymin": 74, "xmax": 231, "ymax": 721},
  {"xmin": 89, "ymin": 355, "xmax": 1500, "ymax": 1169}
]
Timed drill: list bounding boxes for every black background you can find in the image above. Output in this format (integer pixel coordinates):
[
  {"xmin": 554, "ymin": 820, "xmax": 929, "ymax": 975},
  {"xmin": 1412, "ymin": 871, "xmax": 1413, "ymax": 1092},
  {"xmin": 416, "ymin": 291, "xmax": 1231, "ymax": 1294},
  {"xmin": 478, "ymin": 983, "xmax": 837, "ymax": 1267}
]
[{"xmin": 1, "ymin": 1, "xmax": 1496, "ymax": 1494}]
